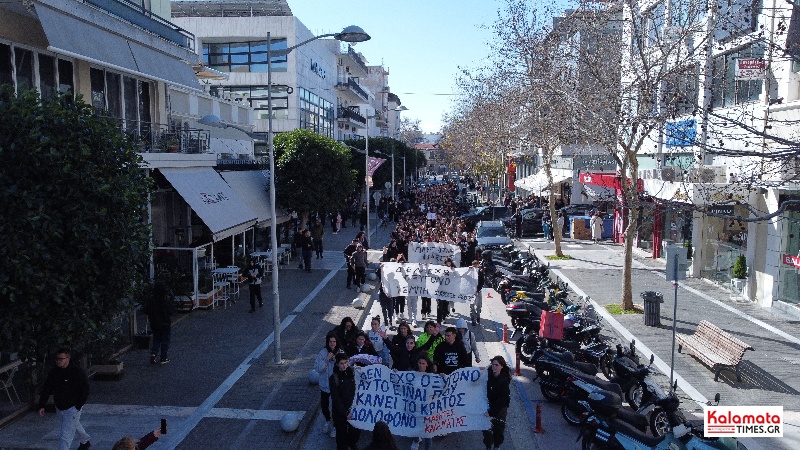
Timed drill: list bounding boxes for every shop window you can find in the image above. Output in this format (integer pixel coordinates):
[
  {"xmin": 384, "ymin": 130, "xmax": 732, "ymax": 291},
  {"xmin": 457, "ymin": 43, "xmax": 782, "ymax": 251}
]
[
  {"xmin": 778, "ymin": 200, "xmax": 800, "ymax": 304},
  {"xmin": 38, "ymin": 54, "xmax": 57, "ymax": 101},
  {"xmin": 700, "ymin": 206, "xmax": 748, "ymax": 284},
  {"xmin": 57, "ymin": 59, "xmax": 73, "ymax": 95},
  {"xmin": 711, "ymin": 43, "xmax": 765, "ymax": 108},
  {"xmin": 14, "ymin": 47, "xmax": 33, "ymax": 91},
  {"xmin": 0, "ymin": 43, "xmax": 12, "ymax": 87}
]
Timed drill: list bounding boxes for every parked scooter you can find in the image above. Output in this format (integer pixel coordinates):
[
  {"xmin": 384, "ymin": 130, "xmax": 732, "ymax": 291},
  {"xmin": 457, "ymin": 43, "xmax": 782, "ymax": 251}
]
[{"xmin": 577, "ymin": 391, "xmax": 740, "ymax": 450}]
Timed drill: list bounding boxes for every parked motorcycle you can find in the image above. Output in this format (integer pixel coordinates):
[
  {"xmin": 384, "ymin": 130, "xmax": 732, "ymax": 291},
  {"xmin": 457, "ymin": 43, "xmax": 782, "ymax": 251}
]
[
  {"xmin": 577, "ymin": 391, "xmax": 740, "ymax": 450},
  {"xmin": 532, "ymin": 348, "xmax": 599, "ymax": 401}
]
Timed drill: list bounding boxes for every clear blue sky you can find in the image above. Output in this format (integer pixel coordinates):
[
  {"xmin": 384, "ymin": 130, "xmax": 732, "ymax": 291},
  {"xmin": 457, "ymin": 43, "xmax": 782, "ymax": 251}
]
[{"xmin": 290, "ymin": 0, "xmax": 509, "ymax": 134}]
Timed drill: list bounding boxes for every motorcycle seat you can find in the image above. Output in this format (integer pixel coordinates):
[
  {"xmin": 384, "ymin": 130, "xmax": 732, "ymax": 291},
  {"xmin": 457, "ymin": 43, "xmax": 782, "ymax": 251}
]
[
  {"xmin": 575, "ymin": 374, "xmax": 623, "ymax": 398},
  {"xmin": 614, "ymin": 406, "xmax": 649, "ymax": 431},
  {"xmin": 611, "ymin": 417, "xmax": 664, "ymax": 445},
  {"xmin": 573, "ymin": 361, "xmax": 598, "ymax": 375}
]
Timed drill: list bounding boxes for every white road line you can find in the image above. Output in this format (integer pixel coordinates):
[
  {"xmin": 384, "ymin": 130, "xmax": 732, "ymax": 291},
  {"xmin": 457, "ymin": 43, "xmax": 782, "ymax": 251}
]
[
  {"xmin": 552, "ymin": 269, "xmax": 709, "ymax": 406},
  {"xmin": 85, "ymin": 404, "xmax": 305, "ymax": 421},
  {"xmin": 161, "ymin": 262, "xmax": 341, "ymax": 448}
]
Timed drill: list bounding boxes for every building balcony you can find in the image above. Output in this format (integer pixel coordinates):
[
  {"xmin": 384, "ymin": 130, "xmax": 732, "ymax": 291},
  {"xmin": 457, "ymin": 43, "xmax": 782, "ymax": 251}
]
[
  {"xmin": 127, "ymin": 122, "xmax": 210, "ymax": 154},
  {"xmin": 84, "ymin": 0, "xmax": 195, "ymax": 49},
  {"xmin": 337, "ymin": 106, "xmax": 367, "ymax": 125},
  {"xmin": 335, "ymin": 77, "xmax": 370, "ymax": 102}
]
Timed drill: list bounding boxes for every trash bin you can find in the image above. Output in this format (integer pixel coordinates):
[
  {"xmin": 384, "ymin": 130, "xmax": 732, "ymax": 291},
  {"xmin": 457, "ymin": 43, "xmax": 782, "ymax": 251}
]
[{"xmin": 641, "ymin": 291, "xmax": 663, "ymax": 326}]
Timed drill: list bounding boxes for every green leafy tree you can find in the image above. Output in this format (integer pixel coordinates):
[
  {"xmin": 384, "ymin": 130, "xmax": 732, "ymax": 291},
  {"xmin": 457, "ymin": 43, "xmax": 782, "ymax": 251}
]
[
  {"xmin": 0, "ymin": 87, "xmax": 152, "ymax": 364},
  {"xmin": 274, "ymin": 129, "xmax": 355, "ymax": 228}
]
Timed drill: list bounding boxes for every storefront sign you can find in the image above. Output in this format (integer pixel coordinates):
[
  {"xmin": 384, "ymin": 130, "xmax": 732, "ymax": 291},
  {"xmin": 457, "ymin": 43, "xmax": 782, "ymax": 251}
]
[
  {"xmin": 310, "ymin": 59, "xmax": 326, "ymax": 79},
  {"xmin": 736, "ymin": 58, "xmax": 765, "ymax": 80},
  {"xmin": 782, "ymin": 254, "xmax": 800, "ymax": 269},
  {"xmin": 706, "ymin": 205, "xmax": 735, "ymax": 216}
]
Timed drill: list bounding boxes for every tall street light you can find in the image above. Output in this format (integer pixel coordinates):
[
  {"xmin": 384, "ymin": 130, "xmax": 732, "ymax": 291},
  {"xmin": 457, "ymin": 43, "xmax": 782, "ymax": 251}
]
[
  {"xmin": 201, "ymin": 25, "xmax": 370, "ymax": 364},
  {"xmin": 388, "ymin": 105, "xmax": 408, "ymax": 199}
]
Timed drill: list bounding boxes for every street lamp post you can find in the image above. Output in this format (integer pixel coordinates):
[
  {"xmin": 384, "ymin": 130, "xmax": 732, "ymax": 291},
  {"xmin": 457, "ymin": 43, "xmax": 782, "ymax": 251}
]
[
  {"xmin": 388, "ymin": 105, "xmax": 408, "ymax": 199},
  {"xmin": 201, "ymin": 25, "xmax": 369, "ymax": 364}
]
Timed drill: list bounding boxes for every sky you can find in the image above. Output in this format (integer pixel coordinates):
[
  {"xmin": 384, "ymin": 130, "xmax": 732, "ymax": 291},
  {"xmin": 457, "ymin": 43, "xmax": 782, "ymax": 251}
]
[{"xmin": 289, "ymin": 0, "xmax": 508, "ymax": 134}]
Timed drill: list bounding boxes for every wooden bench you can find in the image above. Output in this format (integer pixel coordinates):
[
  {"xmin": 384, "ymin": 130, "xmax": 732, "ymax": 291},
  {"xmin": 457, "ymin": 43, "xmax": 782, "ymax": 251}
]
[{"xmin": 676, "ymin": 320, "xmax": 753, "ymax": 381}]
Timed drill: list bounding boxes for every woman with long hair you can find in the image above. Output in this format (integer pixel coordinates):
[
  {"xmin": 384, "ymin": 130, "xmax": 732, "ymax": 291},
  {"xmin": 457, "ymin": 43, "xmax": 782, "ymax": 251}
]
[
  {"xmin": 314, "ymin": 332, "xmax": 345, "ymax": 437},
  {"xmin": 483, "ymin": 356, "xmax": 511, "ymax": 450}
]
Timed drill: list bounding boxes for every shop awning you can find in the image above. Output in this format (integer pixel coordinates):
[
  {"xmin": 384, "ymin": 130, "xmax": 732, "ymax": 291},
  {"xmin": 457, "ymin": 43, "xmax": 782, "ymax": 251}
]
[
  {"xmin": 514, "ymin": 172, "xmax": 548, "ymax": 192},
  {"xmin": 218, "ymin": 170, "xmax": 291, "ymax": 228},
  {"xmin": 160, "ymin": 168, "xmax": 257, "ymax": 241},
  {"xmin": 35, "ymin": 4, "xmax": 201, "ymax": 90},
  {"xmin": 542, "ymin": 177, "xmax": 572, "ymax": 191}
]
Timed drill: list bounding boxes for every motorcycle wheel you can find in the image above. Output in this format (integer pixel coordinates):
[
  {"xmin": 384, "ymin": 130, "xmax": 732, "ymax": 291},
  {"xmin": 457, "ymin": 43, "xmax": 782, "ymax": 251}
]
[
  {"xmin": 540, "ymin": 382, "xmax": 561, "ymax": 401},
  {"xmin": 561, "ymin": 401, "xmax": 584, "ymax": 426},
  {"xmin": 626, "ymin": 385, "xmax": 643, "ymax": 411},
  {"xmin": 650, "ymin": 409, "xmax": 670, "ymax": 437},
  {"xmin": 600, "ymin": 353, "xmax": 615, "ymax": 379}
]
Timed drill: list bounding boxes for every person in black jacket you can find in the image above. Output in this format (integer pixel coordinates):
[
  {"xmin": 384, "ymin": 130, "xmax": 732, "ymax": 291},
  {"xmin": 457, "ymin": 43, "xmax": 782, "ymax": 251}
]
[
  {"xmin": 433, "ymin": 327, "xmax": 469, "ymax": 375},
  {"xmin": 330, "ymin": 353, "xmax": 360, "ymax": 450},
  {"xmin": 37, "ymin": 349, "xmax": 91, "ymax": 450},
  {"xmin": 483, "ymin": 356, "xmax": 512, "ymax": 450},
  {"xmin": 146, "ymin": 281, "xmax": 174, "ymax": 364}
]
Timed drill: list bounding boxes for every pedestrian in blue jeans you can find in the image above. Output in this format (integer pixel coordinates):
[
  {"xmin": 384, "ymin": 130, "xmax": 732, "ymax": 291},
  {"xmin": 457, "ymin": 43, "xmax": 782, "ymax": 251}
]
[
  {"xmin": 38, "ymin": 349, "xmax": 92, "ymax": 450},
  {"xmin": 146, "ymin": 281, "xmax": 173, "ymax": 364}
]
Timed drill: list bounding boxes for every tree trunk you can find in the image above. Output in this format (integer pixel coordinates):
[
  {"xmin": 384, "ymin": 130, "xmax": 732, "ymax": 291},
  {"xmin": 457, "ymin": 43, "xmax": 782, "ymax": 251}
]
[{"xmin": 621, "ymin": 216, "xmax": 636, "ymax": 310}]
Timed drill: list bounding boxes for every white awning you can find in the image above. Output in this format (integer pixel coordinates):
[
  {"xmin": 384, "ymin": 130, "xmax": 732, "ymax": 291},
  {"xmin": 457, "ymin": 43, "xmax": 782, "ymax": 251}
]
[
  {"xmin": 160, "ymin": 168, "xmax": 257, "ymax": 241},
  {"xmin": 515, "ymin": 172, "xmax": 549, "ymax": 192},
  {"xmin": 35, "ymin": 4, "xmax": 201, "ymax": 90},
  {"xmin": 218, "ymin": 170, "xmax": 291, "ymax": 228}
]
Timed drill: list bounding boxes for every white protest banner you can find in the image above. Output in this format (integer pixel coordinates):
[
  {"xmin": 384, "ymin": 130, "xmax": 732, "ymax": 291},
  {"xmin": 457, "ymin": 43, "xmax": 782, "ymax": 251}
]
[
  {"xmin": 407, "ymin": 242, "xmax": 462, "ymax": 266},
  {"xmin": 380, "ymin": 262, "xmax": 478, "ymax": 303},
  {"xmin": 350, "ymin": 365, "xmax": 490, "ymax": 437}
]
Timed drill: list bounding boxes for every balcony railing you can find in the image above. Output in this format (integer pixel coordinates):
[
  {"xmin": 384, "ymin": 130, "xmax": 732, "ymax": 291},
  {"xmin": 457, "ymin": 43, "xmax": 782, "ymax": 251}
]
[
  {"xmin": 126, "ymin": 121, "xmax": 210, "ymax": 154},
  {"xmin": 347, "ymin": 45, "xmax": 369, "ymax": 73},
  {"xmin": 335, "ymin": 77, "xmax": 369, "ymax": 101},
  {"xmin": 338, "ymin": 107, "xmax": 367, "ymax": 124},
  {"xmin": 84, "ymin": 0, "xmax": 195, "ymax": 49}
]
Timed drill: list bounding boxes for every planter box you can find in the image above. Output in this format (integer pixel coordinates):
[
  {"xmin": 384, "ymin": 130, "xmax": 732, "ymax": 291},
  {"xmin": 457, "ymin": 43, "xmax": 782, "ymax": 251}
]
[{"xmin": 731, "ymin": 278, "xmax": 745, "ymax": 292}]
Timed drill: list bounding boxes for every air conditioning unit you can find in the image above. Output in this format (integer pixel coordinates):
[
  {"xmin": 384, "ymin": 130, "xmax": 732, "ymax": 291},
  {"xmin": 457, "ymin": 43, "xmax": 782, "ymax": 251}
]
[
  {"xmin": 689, "ymin": 166, "xmax": 727, "ymax": 183},
  {"xmin": 660, "ymin": 167, "xmax": 677, "ymax": 181}
]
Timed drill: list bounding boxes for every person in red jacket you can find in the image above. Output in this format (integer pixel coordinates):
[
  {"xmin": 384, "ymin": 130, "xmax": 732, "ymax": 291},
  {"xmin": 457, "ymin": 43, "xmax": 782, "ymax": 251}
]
[{"xmin": 37, "ymin": 349, "xmax": 91, "ymax": 450}]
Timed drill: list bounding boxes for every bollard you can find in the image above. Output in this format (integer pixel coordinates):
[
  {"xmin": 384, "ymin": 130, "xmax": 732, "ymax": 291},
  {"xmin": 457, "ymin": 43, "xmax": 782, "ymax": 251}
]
[
  {"xmin": 502, "ymin": 324, "xmax": 509, "ymax": 343},
  {"xmin": 533, "ymin": 403, "xmax": 545, "ymax": 433},
  {"xmin": 515, "ymin": 352, "xmax": 522, "ymax": 376}
]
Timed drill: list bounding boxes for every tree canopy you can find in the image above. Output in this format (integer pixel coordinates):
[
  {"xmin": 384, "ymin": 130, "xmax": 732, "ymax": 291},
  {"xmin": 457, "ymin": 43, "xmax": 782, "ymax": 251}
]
[
  {"xmin": 274, "ymin": 129, "xmax": 355, "ymax": 219},
  {"xmin": 0, "ymin": 87, "xmax": 152, "ymax": 362}
]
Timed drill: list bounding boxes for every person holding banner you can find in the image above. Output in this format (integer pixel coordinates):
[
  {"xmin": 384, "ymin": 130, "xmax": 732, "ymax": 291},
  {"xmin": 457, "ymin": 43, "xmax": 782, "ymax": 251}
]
[
  {"xmin": 483, "ymin": 356, "xmax": 511, "ymax": 450},
  {"xmin": 330, "ymin": 354, "xmax": 360, "ymax": 450},
  {"xmin": 411, "ymin": 354, "xmax": 435, "ymax": 450},
  {"xmin": 368, "ymin": 316, "xmax": 391, "ymax": 367},
  {"xmin": 315, "ymin": 333, "xmax": 346, "ymax": 438}
]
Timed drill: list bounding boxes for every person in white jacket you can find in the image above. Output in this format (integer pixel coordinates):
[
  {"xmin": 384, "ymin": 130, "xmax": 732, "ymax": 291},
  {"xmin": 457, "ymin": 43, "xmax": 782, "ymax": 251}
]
[
  {"xmin": 314, "ymin": 333, "xmax": 344, "ymax": 438},
  {"xmin": 456, "ymin": 318, "xmax": 481, "ymax": 366}
]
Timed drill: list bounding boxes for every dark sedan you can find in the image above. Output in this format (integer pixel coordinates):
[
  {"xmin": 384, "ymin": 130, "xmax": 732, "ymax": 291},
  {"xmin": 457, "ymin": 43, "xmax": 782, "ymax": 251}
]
[
  {"xmin": 460, "ymin": 206, "xmax": 512, "ymax": 231},
  {"xmin": 502, "ymin": 208, "xmax": 545, "ymax": 237}
]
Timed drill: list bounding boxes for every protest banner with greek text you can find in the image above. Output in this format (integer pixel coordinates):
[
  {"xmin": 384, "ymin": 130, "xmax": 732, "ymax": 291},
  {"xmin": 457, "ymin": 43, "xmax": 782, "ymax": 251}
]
[
  {"xmin": 350, "ymin": 365, "xmax": 490, "ymax": 437},
  {"xmin": 380, "ymin": 262, "xmax": 478, "ymax": 303},
  {"xmin": 407, "ymin": 242, "xmax": 462, "ymax": 266}
]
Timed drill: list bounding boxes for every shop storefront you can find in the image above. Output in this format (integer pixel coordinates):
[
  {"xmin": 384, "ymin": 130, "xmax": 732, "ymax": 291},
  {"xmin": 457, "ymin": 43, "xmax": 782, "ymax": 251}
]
[
  {"xmin": 699, "ymin": 204, "xmax": 748, "ymax": 285},
  {"xmin": 777, "ymin": 196, "xmax": 800, "ymax": 305}
]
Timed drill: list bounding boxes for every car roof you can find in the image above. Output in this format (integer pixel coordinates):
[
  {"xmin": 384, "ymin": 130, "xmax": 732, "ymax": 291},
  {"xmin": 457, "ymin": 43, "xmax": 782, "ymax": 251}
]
[{"xmin": 477, "ymin": 220, "xmax": 505, "ymax": 228}]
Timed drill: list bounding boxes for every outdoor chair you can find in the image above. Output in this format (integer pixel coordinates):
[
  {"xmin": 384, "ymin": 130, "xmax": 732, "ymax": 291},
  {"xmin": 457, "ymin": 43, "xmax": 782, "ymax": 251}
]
[
  {"xmin": 1, "ymin": 365, "xmax": 21, "ymax": 404},
  {"xmin": 211, "ymin": 272, "xmax": 231, "ymax": 309}
]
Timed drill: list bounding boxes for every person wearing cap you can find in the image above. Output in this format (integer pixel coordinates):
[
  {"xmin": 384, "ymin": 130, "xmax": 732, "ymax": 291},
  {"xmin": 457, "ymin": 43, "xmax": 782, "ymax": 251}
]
[{"xmin": 456, "ymin": 318, "xmax": 481, "ymax": 366}]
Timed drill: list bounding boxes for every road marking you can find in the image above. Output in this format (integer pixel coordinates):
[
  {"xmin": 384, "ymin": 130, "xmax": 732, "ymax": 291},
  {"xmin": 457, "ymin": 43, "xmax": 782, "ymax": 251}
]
[
  {"xmin": 85, "ymin": 404, "xmax": 305, "ymax": 421},
  {"xmin": 552, "ymin": 269, "xmax": 709, "ymax": 406},
  {"xmin": 161, "ymin": 260, "xmax": 342, "ymax": 448}
]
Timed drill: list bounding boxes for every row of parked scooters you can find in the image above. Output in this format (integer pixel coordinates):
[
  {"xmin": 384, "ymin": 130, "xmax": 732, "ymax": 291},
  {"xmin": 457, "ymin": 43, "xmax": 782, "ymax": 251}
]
[{"xmin": 481, "ymin": 245, "xmax": 742, "ymax": 450}]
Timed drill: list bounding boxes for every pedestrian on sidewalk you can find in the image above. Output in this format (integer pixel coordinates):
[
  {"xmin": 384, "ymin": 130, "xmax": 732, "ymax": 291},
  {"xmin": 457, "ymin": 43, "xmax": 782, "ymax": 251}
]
[
  {"xmin": 343, "ymin": 239, "xmax": 358, "ymax": 289},
  {"xmin": 112, "ymin": 426, "xmax": 162, "ymax": 450},
  {"xmin": 590, "ymin": 210, "xmax": 604, "ymax": 244},
  {"xmin": 300, "ymin": 229, "xmax": 314, "ymax": 272},
  {"xmin": 330, "ymin": 354, "xmax": 360, "ymax": 450},
  {"xmin": 456, "ymin": 318, "xmax": 481, "ymax": 366},
  {"xmin": 311, "ymin": 219, "xmax": 325, "ymax": 259},
  {"xmin": 470, "ymin": 259, "xmax": 485, "ymax": 326},
  {"xmin": 352, "ymin": 244, "xmax": 368, "ymax": 288},
  {"xmin": 542, "ymin": 212, "xmax": 553, "ymax": 240},
  {"xmin": 145, "ymin": 281, "xmax": 173, "ymax": 364},
  {"xmin": 359, "ymin": 203, "xmax": 368, "ymax": 232},
  {"xmin": 335, "ymin": 211, "xmax": 342, "ymax": 234},
  {"xmin": 37, "ymin": 349, "xmax": 91, "ymax": 450},
  {"xmin": 246, "ymin": 259, "xmax": 264, "ymax": 313},
  {"xmin": 314, "ymin": 333, "xmax": 345, "ymax": 438},
  {"xmin": 483, "ymin": 356, "xmax": 511, "ymax": 450}
]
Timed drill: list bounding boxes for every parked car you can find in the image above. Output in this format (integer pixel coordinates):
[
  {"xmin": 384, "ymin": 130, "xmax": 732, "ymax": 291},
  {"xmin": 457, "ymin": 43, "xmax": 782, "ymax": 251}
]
[
  {"xmin": 502, "ymin": 208, "xmax": 545, "ymax": 237},
  {"xmin": 460, "ymin": 206, "xmax": 513, "ymax": 231},
  {"xmin": 476, "ymin": 221, "xmax": 512, "ymax": 250}
]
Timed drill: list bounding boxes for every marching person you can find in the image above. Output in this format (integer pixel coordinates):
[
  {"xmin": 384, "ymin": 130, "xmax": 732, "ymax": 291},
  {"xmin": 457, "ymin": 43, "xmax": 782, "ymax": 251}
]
[
  {"xmin": 37, "ymin": 349, "xmax": 91, "ymax": 450},
  {"xmin": 343, "ymin": 239, "xmax": 358, "ymax": 289},
  {"xmin": 311, "ymin": 218, "xmax": 325, "ymax": 259},
  {"xmin": 433, "ymin": 326, "xmax": 469, "ymax": 375},
  {"xmin": 314, "ymin": 333, "xmax": 345, "ymax": 438},
  {"xmin": 330, "ymin": 354, "xmax": 360, "ymax": 450},
  {"xmin": 483, "ymin": 356, "xmax": 511, "ymax": 450},
  {"xmin": 300, "ymin": 228, "xmax": 314, "ymax": 272},
  {"xmin": 352, "ymin": 244, "xmax": 368, "ymax": 289},
  {"xmin": 456, "ymin": 318, "xmax": 481, "ymax": 366},
  {"xmin": 246, "ymin": 258, "xmax": 264, "ymax": 313},
  {"xmin": 470, "ymin": 259, "xmax": 485, "ymax": 326}
]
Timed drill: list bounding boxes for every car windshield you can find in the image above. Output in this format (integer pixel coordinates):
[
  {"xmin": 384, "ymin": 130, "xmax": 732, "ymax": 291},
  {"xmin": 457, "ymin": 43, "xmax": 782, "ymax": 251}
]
[{"xmin": 477, "ymin": 227, "xmax": 508, "ymax": 238}]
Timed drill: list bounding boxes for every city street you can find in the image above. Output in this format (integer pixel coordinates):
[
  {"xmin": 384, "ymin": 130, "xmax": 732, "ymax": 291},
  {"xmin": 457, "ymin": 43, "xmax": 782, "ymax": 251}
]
[{"xmin": 1, "ymin": 221, "xmax": 799, "ymax": 449}]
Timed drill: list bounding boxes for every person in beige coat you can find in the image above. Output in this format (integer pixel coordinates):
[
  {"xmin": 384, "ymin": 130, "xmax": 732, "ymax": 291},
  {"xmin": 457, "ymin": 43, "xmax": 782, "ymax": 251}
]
[{"xmin": 590, "ymin": 210, "xmax": 604, "ymax": 243}]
